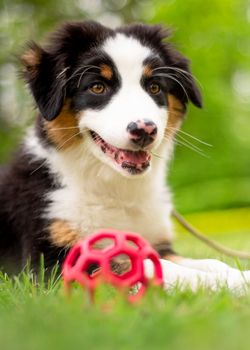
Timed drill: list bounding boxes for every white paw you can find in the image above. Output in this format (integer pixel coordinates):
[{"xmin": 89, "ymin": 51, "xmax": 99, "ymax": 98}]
[{"xmin": 144, "ymin": 259, "xmax": 250, "ymax": 294}]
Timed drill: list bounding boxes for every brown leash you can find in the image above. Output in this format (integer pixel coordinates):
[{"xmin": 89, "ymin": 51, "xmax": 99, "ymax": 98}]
[{"xmin": 172, "ymin": 209, "xmax": 250, "ymax": 260}]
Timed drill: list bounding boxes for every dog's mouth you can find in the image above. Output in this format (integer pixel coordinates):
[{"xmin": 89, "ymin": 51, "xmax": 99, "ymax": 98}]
[{"xmin": 90, "ymin": 131, "xmax": 151, "ymax": 175}]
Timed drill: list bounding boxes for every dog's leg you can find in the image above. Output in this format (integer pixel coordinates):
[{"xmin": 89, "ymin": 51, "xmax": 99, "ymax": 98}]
[
  {"xmin": 176, "ymin": 257, "xmax": 250, "ymax": 286},
  {"xmin": 152, "ymin": 241, "xmax": 250, "ymax": 292},
  {"xmin": 144, "ymin": 258, "xmax": 250, "ymax": 293},
  {"xmin": 172, "ymin": 256, "xmax": 242, "ymax": 273}
]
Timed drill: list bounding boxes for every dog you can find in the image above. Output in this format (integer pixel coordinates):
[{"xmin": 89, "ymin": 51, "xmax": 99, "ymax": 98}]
[{"xmin": 1, "ymin": 21, "xmax": 249, "ymax": 291}]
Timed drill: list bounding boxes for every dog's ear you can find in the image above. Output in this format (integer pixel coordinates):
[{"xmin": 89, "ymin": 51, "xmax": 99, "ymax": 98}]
[
  {"xmin": 21, "ymin": 21, "xmax": 113, "ymax": 121},
  {"xmin": 21, "ymin": 42, "xmax": 66, "ymax": 121},
  {"xmin": 164, "ymin": 47, "xmax": 203, "ymax": 109}
]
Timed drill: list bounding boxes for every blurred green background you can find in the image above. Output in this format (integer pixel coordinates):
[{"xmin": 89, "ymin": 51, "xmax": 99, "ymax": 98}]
[{"xmin": 0, "ymin": 0, "xmax": 250, "ymax": 214}]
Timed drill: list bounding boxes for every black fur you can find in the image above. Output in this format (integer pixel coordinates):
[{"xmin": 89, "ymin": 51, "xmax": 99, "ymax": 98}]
[
  {"xmin": 69, "ymin": 52, "xmax": 121, "ymax": 112},
  {"xmin": 0, "ymin": 21, "xmax": 202, "ymax": 273},
  {"xmin": 0, "ymin": 150, "xmax": 68, "ymax": 273}
]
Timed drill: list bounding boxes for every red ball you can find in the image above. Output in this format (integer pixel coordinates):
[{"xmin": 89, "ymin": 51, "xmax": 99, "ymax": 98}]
[{"xmin": 62, "ymin": 229, "xmax": 163, "ymax": 303}]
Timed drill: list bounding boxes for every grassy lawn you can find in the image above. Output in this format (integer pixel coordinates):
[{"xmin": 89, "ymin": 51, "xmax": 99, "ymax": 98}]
[{"xmin": 1, "ymin": 208, "xmax": 250, "ymax": 350}]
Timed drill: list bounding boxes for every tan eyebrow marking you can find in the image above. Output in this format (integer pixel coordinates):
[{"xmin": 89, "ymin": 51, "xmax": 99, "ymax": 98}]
[
  {"xmin": 100, "ymin": 64, "xmax": 113, "ymax": 80},
  {"xmin": 143, "ymin": 64, "xmax": 153, "ymax": 78}
]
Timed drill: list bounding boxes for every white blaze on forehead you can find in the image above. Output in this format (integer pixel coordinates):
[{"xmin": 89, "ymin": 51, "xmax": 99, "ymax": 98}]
[{"xmin": 102, "ymin": 33, "xmax": 152, "ymax": 83}]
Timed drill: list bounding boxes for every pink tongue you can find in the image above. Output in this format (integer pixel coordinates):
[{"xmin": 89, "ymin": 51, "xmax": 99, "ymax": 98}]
[{"xmin": 116, "ymin": 150, "xmax": 150, "ymax": 165}]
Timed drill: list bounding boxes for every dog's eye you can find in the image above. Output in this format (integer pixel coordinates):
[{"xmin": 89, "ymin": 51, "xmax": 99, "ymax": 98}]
[
  {"xmin": 149, "ymin": 83, "xmax": 161, "ymax": 95},
  {"xmin": 89, "ymin": 83, "xmax": 106, "ymax": 94}
]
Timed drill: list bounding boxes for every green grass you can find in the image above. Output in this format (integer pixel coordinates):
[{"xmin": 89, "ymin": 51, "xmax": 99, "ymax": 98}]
[{"xmin": 1, "ymin": 208, "xmax": 250, "ymax": 350}]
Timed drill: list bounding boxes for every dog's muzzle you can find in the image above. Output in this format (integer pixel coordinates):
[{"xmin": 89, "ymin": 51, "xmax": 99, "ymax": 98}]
[{"xmin": 127, "ymin": 119, "xmax": 157, "ymax": 148}]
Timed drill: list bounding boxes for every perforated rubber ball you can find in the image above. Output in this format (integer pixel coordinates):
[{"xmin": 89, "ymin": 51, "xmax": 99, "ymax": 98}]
[{"xmin": 62, "ymin": 229, "xmax": 163, "ymax": 302}]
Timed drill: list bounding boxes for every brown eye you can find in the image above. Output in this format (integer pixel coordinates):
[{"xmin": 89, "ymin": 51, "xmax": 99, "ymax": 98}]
[
  {"xmin": 149, "ymin": 83, "xmax": 161, "ymax": 95},
  {"xmin": 89, "ymin": 83, "xmax": 106, "ymax": 94}
]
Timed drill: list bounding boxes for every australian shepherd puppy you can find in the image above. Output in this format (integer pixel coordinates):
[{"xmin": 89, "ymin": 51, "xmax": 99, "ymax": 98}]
[{"xmin": 4, "ymin": 20, "xmax": 248, "ymax": 290}]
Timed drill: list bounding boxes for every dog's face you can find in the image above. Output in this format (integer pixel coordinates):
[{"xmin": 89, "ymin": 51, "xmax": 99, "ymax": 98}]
[{"xmin": 22, "ymin": 21, "xmax": 202, "ymax": 177}]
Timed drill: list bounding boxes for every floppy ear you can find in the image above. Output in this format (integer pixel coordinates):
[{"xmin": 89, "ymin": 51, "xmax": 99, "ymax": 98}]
[
  {"xmin": 20, "ymin": 21, "xmax": 112, "ymax": 121},
  {"xmin": 165, "ymin": 48, "xmax": 202, "ymax": 108},
  {"xmin": 21, "ymin": 42, "xmax": 65, "ymax": 121}
]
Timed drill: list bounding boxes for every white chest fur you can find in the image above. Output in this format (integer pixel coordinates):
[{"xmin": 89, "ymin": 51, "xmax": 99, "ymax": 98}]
[
  {"xmin": 26, "ymin": 133, "xmax": 174, "ymax": 245},
  {"xmin": 46, "ymin": 179, "xmax": 173, "ymax": 244},
  {"xmin": 26, "ymin": 135, "xmax": 172, "ymax": 243}
]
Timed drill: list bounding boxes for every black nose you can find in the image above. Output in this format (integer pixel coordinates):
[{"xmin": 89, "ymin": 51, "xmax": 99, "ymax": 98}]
[{"xmin": 127, "ymin": 119, "xmax": 158, "ymax": 148}]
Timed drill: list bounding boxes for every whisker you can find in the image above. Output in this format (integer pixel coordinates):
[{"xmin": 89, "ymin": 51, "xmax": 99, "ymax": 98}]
[
  {"xmin": 56, "ymin": 131, "xmax": 82, "ymax": 151},
  {"xmin": 175, "ymin": 133, "xmax": 204, "ymax": 153},
  {"xmin": 30, "ymin": 131, "xmax": 84, "ymax": 176},
  {"xmin": 64, "ymin": 65, "xmax": 101, "ymax": 86},
  {"xmin": 153, "ymin": 73, "xmax": 190, "ymax": 101},
  {"xmin": 152, "ymin": 66, "xmax": 203, "ymax": 89},
  {"xmin": 153, "ymin": 66, "xmax": 194, "ymax": 77},
  {"xmin": 177, "ymin": 130, "xmax": 213, "ymax": 147},
  {"xmin": 163, "ymin": 134, "xmax": 172, "ymax": 143},
  {"xmin": 149, "ymin": 150, "xmax": 164, "ymax": 159},
  {"xmin": 163, "ymin": 133, "xmax": 202, "ymax": 154},
  {"xmin": 156, "ymin": 69, "xmax": 194, "ymax": 85},
  {"xmin": 49, "ymin": 126, "xmax": 80, "ymax": 131},
  {"xmin": 168, "ymin": 126, "xmax": 213, "ymax": 147},
  {"xmin": 96, "ymin": 163, "xmax": 106, "ymax": 178},
  {"xmin": 56, "ymin": 66, "xmax": 70, "ymax": 79},
  {"xmin": 30, "ymin": 159, "xmax": 48, "ymax": 176},
  {"xmin": 62, "ymin": 66, "xmax": 86, "ymax": 85},
  {"xmin": 77, "ymin": 71, "xmax": 103, "ymax": 87},
  {"xmin": 173, "ymin": 139, "xmax": 209, "ymax": 158},
  {"xmin": 77, "ymin": 66, "xmax": 96, "ymax": 88}
]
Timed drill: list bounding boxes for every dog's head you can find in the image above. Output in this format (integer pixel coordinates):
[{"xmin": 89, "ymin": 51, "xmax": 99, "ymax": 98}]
[{"xmin": 21, "ymin": 21, "xmax": 202, "ymax": 177}]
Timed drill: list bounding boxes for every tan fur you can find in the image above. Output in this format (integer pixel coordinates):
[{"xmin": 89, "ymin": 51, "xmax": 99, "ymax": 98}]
[
  {"xmin": 21, "ymin": 47, "xmax": 42, "ymax": 66},
  {"xmin": 49, "ymin": 220, "xmax": 80, "ymax": 247},
  {"xmin": 100, "ymin": 64, "xmax": 113, "ymax": 80},
  {"xmin": 45, "ymin": 101, "xmax": 82, "ymax": 150},
  {"xmin": 165, "ymin": 94, "xmax": 186, "ymax": 138},
  {"xmin": 21, "ymin": 45, "xmax": 42, "ymax": 78},
  {"xmin": 143, "ymin": 64, "xmax": 153, "ymax": 78},
  {"xmin": 163, "ymin": 254, "xmax": 183, "ymax": 262}
]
